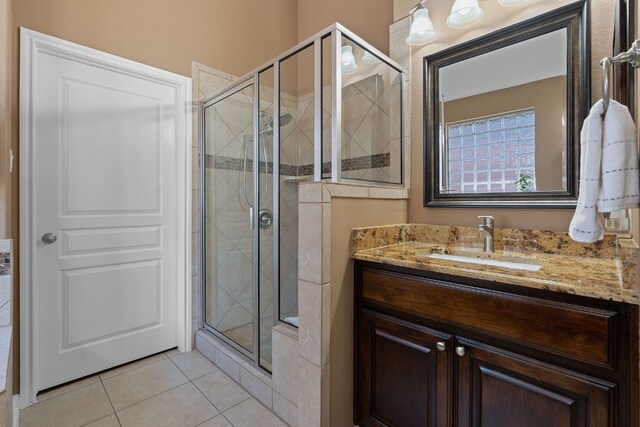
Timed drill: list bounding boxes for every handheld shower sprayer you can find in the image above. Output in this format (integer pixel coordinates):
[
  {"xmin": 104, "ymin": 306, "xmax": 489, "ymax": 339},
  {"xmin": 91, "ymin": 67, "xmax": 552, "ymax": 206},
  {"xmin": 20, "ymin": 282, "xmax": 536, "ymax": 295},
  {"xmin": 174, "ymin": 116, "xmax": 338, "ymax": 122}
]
[{"xmin": 241, "ymin": 111, "xmax": 293, "ymax": 226}]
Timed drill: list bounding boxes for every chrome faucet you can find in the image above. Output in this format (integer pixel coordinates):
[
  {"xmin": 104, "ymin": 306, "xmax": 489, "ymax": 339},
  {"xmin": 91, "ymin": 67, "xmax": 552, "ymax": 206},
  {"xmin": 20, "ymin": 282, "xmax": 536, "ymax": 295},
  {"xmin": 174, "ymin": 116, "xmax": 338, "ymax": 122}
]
[{"xmin": 478, "ymin": 215, "xmax": 495, "ymax": 253}]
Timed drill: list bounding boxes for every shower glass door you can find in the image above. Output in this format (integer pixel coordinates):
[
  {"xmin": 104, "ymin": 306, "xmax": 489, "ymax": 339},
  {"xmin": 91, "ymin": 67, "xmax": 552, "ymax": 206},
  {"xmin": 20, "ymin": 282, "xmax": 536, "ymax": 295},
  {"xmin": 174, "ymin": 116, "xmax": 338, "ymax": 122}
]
[
  {"xmin": 203, "ymin": 80, "xmax": 256, "ymax": 356},
  {"xmin": 202, "ymin": 73, "xmax": 275, "ymax": 371}
]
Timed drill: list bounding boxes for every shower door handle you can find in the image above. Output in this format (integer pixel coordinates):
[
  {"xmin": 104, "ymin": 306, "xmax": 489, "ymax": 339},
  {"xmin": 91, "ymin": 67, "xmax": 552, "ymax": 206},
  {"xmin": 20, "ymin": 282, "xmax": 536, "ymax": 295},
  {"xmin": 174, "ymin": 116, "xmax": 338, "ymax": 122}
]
[{"xmin": 249, "ymin": 207, "xmax": 255, "ymax": 229}]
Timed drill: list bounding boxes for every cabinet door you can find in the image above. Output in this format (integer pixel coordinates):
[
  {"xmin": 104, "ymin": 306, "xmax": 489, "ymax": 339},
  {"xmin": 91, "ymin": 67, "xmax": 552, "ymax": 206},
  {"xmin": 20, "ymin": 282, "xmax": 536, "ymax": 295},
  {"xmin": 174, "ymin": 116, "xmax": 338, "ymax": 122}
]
[
  {"xmin": 455, "ymin": 338, "xmax": 615, "ymax": 427},
  {"xmin": 356, "ymin": 311, "xmax": 452, "ymax": 427}
]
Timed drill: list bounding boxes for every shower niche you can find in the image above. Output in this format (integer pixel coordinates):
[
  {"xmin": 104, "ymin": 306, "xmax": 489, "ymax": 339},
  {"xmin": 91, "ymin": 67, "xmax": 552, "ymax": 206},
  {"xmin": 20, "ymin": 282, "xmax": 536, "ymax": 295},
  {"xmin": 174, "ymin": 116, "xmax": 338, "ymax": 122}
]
[{"xmin": 201, "ymin": 24, "xmax": 405, "ymax": 371}]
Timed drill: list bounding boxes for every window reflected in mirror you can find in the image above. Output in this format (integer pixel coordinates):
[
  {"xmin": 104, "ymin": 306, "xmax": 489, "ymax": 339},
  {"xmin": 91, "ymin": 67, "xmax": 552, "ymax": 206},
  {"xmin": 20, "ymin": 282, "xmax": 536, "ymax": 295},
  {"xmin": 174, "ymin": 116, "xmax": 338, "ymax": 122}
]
[{"xmin": 443, "ymin": 109, "xmax": 538, "ymax": 193}]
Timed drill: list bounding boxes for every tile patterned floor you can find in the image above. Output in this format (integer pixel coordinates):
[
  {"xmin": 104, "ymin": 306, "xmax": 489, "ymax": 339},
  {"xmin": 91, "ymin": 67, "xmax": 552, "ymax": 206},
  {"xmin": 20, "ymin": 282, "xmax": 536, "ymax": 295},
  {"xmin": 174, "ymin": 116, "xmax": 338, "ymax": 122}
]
[{"xmin": 20, "ymin": 350, "xmax": 288, "ymax": 427}]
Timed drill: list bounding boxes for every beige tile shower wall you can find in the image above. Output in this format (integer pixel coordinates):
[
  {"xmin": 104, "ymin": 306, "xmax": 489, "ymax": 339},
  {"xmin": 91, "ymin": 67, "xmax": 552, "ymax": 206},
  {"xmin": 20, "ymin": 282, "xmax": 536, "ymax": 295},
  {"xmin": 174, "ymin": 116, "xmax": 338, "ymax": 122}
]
[
  {"xmin": 295, "ymin": 79, "xmax": 403, "ymax": 183},
  {"xmin": 390, "ymin": 18, "xmax": 412, "ymax": 188},
  {"xmin": 280, "ymin": 177, "xmax": 299, "ymax": 319},
  {"xmin": 296, "ymin": 92, "xmax": 315, "ymax": 170},
  {"xmin": 280, "ymin": 91, "xmax": 302, "ymax": 320},
  {"xmin": 295, "ymin": 182, "xmax": 408, "ymax": 426},
  {"xmin": 393, "ymin": 0, "xmax": 617, "ymax": 230}
]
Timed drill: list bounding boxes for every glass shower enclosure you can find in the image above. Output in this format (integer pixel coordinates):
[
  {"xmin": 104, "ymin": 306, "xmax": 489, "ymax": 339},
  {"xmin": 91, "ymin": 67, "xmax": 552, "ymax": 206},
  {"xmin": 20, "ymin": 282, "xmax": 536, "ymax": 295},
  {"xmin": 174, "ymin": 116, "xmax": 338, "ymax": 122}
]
[{"xmin": 201, "ymin": 24, "xmax": 405, "ymax": 372}]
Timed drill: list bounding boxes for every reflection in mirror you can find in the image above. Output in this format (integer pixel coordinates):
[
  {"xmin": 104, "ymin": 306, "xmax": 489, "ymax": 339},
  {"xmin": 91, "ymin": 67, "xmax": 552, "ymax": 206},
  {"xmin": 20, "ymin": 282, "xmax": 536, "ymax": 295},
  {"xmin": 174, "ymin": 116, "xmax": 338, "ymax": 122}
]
[
  {"xmin": 424, "ymin": 1, "xmax": 588, "ymax": 207},
  {"xmin": 439, "ymin": 29, "xmax": 567, "ymax": 194}
]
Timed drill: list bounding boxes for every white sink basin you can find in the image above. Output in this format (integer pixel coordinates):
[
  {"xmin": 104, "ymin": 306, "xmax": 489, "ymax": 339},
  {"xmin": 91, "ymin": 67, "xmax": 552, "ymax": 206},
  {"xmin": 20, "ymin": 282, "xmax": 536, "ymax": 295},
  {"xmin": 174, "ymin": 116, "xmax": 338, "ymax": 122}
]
[{"xmin": 424, "ymin": 253, "xmax": 542, "ymax": 272}]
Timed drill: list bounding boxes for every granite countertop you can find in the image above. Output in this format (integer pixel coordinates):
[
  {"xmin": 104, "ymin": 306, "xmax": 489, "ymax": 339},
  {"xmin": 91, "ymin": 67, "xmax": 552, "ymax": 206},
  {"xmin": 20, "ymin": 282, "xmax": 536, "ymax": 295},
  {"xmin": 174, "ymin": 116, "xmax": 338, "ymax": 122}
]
[{"xmin": 351, "ymin": 224, "xmax": 639, "ymax": 305}]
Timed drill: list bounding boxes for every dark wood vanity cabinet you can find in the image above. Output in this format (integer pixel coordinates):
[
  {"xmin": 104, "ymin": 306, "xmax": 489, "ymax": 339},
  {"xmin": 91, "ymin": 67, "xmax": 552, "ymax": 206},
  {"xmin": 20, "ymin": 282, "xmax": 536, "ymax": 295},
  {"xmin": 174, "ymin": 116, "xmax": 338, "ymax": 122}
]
[
  {"xmin": 354, "ymin": 261, "xmax": 639, "ymax": 427},
  {"xmin": 357, "ymin": 311, "xmax": 452, "ymax": 426},
  {"xmin": 455, "ymin": 337, "xmax": 615, "ymax": 427}
]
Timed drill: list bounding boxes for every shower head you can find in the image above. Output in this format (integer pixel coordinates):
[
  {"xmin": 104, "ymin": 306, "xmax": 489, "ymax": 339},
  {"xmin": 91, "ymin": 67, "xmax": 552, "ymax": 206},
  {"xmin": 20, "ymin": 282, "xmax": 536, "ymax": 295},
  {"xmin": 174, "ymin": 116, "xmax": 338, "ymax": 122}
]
[
  {"xmin": 279, "ymin": 113, "xmax": 293, "ymax": 126},
  {"xmin": 258, "ymin": 112, "xmax": 294, "ymax": 135}
]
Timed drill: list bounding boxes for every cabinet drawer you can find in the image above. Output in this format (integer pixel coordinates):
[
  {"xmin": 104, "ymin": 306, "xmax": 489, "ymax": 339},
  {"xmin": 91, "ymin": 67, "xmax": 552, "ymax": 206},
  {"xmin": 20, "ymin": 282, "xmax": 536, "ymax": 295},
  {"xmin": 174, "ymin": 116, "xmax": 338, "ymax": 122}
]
[{"xmin": 361, "ymin": 267, "xmax": 618, "ymax": 368}]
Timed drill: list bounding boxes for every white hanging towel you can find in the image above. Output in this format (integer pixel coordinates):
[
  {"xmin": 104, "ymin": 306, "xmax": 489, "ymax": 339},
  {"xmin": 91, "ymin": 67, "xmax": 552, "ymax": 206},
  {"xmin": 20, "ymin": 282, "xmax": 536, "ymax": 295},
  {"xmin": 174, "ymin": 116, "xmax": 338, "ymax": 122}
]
[{"xmin": 569, "ymin": 99, "xmax": 640, "ymax": 243}]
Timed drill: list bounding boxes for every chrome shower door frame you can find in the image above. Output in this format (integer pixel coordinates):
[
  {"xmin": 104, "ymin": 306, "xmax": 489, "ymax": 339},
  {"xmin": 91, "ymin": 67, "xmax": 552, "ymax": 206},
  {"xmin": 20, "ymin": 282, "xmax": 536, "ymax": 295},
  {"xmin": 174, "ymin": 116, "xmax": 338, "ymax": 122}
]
[
  {"xmin": 200, "ymin": 75, "xmax": 264, "ymax": 365},
  {"xmin": 200, "ymin": 22, "xmax": 407, "ymax": 373}
]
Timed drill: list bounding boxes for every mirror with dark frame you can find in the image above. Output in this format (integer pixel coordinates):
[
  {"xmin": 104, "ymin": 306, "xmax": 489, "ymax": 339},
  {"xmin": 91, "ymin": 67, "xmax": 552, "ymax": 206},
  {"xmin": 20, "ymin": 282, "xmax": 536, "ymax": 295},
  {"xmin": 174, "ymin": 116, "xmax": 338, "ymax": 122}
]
[{"xmin": 423, "ymin": 1, "xmax": 590, "ymax": 208}]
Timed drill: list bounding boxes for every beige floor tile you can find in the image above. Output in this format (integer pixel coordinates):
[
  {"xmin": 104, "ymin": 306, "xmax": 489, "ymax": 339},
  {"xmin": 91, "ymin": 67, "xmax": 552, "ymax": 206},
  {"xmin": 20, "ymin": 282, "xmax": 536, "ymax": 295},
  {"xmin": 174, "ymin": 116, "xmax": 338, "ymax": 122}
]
[
  {"xmin": 223, "ymin": 398, "xmax": 287, "ymax": 427},
  {"xmin": 197, "ymin": 414, "xmax": 233, "ymax": 427},
  {"xmin": 193, "ymin": 370, "xmax": 250, "ymax": 412},
  {"xmin": 169, "ymin": 350, "xmax": 218, "ymax": 380},
  {"xmin": 102, "ymin": 358, "xmax": 188, "ymax": 411},
  {"xmin": 84, "ymin": 414, "xmax": 121, "ymax": 427},
  {"xmin": 117, "ymin": 383, "xmax": 218, "ymax": 427},
  {"xmin": 99, "ymin": 353, "xmax": 168, "ymax": 380},
  {"xmin": 164, "ymin": 348, "xmax": 181, "ymax": 357},
  {"xmin": 36, "ymin": 375, "xmax": 100, "ymax": 402},
  {"xmin": 20, "ymin": 383, "xmax": 113, "ymax": 427}
]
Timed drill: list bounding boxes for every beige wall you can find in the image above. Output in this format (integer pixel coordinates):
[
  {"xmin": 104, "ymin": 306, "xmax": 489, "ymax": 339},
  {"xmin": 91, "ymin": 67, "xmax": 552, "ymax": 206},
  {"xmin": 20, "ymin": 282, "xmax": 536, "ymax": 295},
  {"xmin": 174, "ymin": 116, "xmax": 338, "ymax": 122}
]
[
  {"xmin": 394, "ymin": 0, "xmax": 616, "ymax": 230},
  {"xmin": 330, "ymin": 197, "xmax": 407, "ymax": 427},
  {"xmin": 298, "ymin": 0, "xmax": 393, "ymax": 54},
  {"xmin": 444, "ymin": 76, "xmax": 567, "ymax": 192},
  {"xmin": 12, "ymin": 0, "xmax": 298, "ymax": 78}
]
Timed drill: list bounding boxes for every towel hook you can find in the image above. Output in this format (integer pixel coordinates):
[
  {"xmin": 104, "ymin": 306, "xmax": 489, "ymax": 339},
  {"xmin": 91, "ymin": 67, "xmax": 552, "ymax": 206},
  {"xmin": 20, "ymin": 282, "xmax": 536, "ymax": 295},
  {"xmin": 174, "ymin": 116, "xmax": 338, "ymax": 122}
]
[{"xmin": 601, "ymin": 39, "xmax": 640, "ymax": 116}]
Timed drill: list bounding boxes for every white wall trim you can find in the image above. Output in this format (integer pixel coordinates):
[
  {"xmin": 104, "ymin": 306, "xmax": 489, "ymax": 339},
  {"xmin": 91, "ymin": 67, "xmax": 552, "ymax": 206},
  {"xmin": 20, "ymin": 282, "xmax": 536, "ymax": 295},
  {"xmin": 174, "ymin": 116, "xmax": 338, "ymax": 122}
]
[
  {"xmin": 19, "ymin": 28, "xmax": 192, "ymax": 407},
  {"xmin": 11, "ymin": 394, "xmax": 19, "ymax": 427}
]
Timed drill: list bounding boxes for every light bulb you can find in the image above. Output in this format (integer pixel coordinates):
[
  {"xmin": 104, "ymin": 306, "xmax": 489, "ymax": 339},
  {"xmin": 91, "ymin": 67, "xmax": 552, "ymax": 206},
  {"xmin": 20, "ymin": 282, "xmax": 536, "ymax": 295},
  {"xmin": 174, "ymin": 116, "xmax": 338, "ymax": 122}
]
[
  {"xmin": 341, "ymin": 45, "xmax": 357, "ymax": 74},
  {"xmin": 406, "ymin": 6, "xmax": 437, "ymax": 46},
  {"xmin": 447, "ymin": 0, "xmax": 484, "ymax": 29}
]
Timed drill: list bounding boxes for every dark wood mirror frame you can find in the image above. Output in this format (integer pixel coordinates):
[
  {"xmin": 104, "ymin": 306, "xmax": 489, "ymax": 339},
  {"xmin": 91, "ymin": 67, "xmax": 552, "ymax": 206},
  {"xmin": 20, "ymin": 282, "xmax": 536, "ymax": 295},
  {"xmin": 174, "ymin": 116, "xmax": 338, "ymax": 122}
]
[
  {"xmin": 423, "ymin": 1, "xmax": 591, "ymax": 208},
  {"xmin": 613, "ymin": 0, "xmax": 636, "ymax": 116}
]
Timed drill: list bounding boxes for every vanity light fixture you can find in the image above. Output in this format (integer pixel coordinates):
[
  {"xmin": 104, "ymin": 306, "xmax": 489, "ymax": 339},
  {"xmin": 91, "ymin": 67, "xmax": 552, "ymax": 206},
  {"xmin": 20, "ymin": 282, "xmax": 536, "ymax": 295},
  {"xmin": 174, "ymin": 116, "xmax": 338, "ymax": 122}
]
[
  {"xmin": 446, "ymin": 0, "xmax": 484, "ymax": 29},
  {"xmin": 498, "ymin": 0, "xmax": 528, "ymax": 6},
  {"xmin": 341, "ymin": 45, "xmax": 358, "ymax": 74},
  {"xmin": 406, "ymin": 2, "xmax": 438, "ymax": 45}
]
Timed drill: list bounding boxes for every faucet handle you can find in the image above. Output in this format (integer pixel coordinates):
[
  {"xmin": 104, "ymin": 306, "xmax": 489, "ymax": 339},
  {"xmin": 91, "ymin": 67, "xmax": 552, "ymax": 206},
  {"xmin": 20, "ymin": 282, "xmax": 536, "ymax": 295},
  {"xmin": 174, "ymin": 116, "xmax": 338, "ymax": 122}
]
[{"xmin": 477, "ymin": 215, "xmax": 494, "ymax": 225}]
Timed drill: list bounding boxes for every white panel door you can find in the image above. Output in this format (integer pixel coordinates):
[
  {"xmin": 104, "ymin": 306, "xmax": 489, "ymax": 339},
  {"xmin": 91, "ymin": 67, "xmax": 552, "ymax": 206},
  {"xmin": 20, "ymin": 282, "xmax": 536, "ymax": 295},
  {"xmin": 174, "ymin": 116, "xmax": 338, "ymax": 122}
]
[{"xmin": 23, "ymin": 30, "xmax": 190, "ymax": 392}]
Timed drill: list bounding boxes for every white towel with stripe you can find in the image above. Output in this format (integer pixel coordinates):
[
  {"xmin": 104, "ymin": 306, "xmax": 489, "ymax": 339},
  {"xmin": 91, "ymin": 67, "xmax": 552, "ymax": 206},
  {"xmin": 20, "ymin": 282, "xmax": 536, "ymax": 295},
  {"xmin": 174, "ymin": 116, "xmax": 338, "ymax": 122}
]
[{"xmin": 569, "ymin": 99, "xmax": 640, "ymax": 243}]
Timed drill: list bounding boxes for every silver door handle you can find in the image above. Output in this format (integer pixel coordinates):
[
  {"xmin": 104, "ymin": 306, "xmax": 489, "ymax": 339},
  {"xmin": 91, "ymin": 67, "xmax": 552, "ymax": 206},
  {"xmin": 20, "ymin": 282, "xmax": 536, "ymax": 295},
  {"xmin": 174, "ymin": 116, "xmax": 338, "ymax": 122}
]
[{"xmin": 41, "ymin": 233, "xmax": 57, "ymax": 244}]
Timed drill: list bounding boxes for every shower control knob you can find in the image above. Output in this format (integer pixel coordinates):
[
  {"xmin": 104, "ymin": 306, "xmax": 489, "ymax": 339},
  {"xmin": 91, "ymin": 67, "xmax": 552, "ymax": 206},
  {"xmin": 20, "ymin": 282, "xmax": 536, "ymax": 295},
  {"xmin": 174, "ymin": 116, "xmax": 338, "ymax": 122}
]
[
  {"xmin": 41, "ymin": 233, "xmax": 57, "ymax": 244},
  {"xmin": 259, "ymin": 209, "xmax": 273, "ymax": 229}
]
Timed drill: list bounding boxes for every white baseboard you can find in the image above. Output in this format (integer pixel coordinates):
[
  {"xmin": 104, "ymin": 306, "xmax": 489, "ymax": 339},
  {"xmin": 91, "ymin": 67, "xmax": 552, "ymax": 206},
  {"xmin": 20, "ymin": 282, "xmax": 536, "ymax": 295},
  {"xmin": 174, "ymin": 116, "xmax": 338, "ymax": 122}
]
[{"xmin": 11, "ymin": 395, "xmax": 18, "ymax": 427}]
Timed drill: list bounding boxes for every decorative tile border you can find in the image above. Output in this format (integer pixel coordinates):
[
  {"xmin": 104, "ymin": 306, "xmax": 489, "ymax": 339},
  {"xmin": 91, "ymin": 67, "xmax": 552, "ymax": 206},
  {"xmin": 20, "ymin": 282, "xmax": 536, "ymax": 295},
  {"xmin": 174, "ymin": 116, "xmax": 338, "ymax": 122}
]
[{"xmin": 204, "ymin": 152, "xmax": 391, "ymax": 176}]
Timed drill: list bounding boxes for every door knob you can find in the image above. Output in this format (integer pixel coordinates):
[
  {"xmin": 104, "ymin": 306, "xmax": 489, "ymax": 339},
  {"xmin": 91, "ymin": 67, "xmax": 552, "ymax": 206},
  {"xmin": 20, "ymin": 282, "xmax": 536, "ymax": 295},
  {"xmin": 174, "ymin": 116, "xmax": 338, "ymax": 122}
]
[
  {"xmin": 436, "ymin": 341, "xmax": 446, "ymax": 352},
  {"xmin": 455, "ymin": 346, "xmax": 466, "ymax": 357},
  {"xmin": 41, "ymin": 233, "xmax": 57, "ymax": 244}
]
